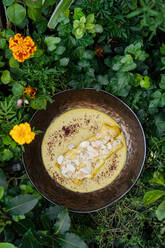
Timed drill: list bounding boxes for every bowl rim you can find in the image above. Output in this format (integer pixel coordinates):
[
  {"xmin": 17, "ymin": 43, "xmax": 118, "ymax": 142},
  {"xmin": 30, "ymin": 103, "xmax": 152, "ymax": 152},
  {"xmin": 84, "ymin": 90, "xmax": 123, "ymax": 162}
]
[{"xmin": 22, "ymin": 88, "xmax": 146, "ymax": 213}]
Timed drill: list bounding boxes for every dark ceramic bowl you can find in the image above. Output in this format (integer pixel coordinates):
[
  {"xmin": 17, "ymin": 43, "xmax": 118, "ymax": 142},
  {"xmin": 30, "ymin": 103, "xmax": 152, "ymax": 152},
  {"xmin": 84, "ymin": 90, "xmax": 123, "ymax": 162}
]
[{"xmin": 23, "ymin": 89, "xmax": 146, "ymax": 213}]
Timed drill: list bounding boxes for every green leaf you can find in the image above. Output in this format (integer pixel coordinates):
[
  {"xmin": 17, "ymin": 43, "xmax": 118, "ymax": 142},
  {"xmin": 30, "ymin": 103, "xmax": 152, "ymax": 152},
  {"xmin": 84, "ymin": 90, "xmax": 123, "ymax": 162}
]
[
  {"xmin": 0, "ymin": 61, "xmax": 5, "ymax": 68},
  {"xmin": 150, "ymin": 171, "xmax": 165, "ymax": 187},
  {"xmin": 56, "ymin": 46, "xmax": 66, "ymax": 55},
  {"xmin": 82, "ymin": 50, "xmax": 94, "ymax": 60},
  {"xmin": 44, "ymin": 205, "xmax": 65, "ymax": 220},
  {"xmin": 5, "ymin": 48, "xmax": 12, "ymax": 59},
  {"xmin": 30, "ymin": 97, "xmax": 47, "ymax": 110},
  {"xmin": 48, "ymin": 0, "xmax": 73, "ymax": 29},
  {"xmin": 120, "ymin": 55, "xmax": 137, "ymax": 72},
  {"xmin": 86, "ymin": 13, "xmax": 95, "ymax": 24},
  {"xmin": 76, "ymin": 34, "xmax": 94, "ymax": 47},
  {"xmin": 0, "ymin": 243, "xmax": 16, "ymax": 248},
  {"xmin": 0, "ymin": 186, "xmax": 4, "ymax": 200},
  {"xmin": 25, "ymin": 0, "xmax": 42, "ymax": 8},
  {"xmin": 3, "ymin": 29, "xmax": 15, "ymax": 40},
  {"xmin": 44, "ymin": 37, "xmax": 61, "ymax": 52},
  {"xmin": 7, "ymin": 3, "xmax": 26, "ymax": 25},
  {"xmin": 21, "ymin": 229, "xmax": 43, "ymax": 248},
  {"xmin": 73, "ymin": 8, "xmax": 85, "ymax": 20},
  {"xmin": 12, "ymin": 82, "xmax": 24, "ymax": 96},
  {"xmin": 154, "ymin": 111, "xmax": 165, "ymax": 137},
  {"xmin": 143, "ymin": 190, "xmax": 165, "ymax": 205},
  {"xmin": 1, "ymin": 70, "xmax": 12, "ymax": 84},
  {"xmin": 151, "ymin": 90, "xmax": 161, "ymax": 99},
  {"xmin": 0, "ymin": 149, "xmax": 13, "ymax": 162},
  {"xmin": 33, "ymin": 49, "xmax": 44, "ymax": 57},
  {"xmin": 78, "ymin": 59, "xmax": 90, "ymax": 68},
  {"xmin": 9, "ymin": 57, "xmax": 19, "ymax": 69},
  {"xmin": 2, "ymin": 0, "xmax": 15, "ymax": 6},
  {"xmin": 127, "ymin": 8, "xmax": 143, "ymax": 18},
  {"xmin": 0, "ymin": 169, "xmax": 7, "ymax": 189},
  {"xmin": 140, "ymin": 76, "xmax": 150, "ymax": 89},
  {"xmin": 95, "ymin": 24, "xmax": 103, "ymax": 33},
  {"xmin": 160, "ymin": 44, "xmax": 165, "ymax": 55},
  {"xmin": 0, "ymin": 39, "xmax": 6, "ymax": 49},
  {"xmin": 73, "ymin": 46, "xmax": 85, "ymax": 59},
  {"xmin": 44, "ymin": 0, "xmax": 58, "ymax": 7},
  {"xmin": 159, "ymin": 93, "xmax": 165, "ymax": 107},
  {"xmin": 2, "ymin": 135, "xmax": 14, "ymax": 145},
  {"xmin": 109, "ymin": 71, "xmax": 133, "ymax": 97},
  {"xmin": 156, "ymin": 200, "xmax": 165, "ymax": 221},
  {"xmin": 54, "ymin": 209, "xmax": 71, "ymax": 235},
  {"xmin": 112, "ymin": 55, "xmax": 123, "ymax": 71},
  {"xmin": 28, "ymin": 7, "xmax": 42, "ymax": 22},
  {"xmin": 97, "ymin": 75, "xmax": 109, "ymax": 85},
  {"xmin": 85, "ymin": 23, "xmax": 95, "ymax": 33},
  {"xmin": 159, "ymin": 74, "xmax": 165, "ymax": 89},
  {"xmin": 58, "ymin": 232, "xmax": 88, "ymax": 248},
  {"xmin": 6, "ymin": 194, "xmax": 39, "ymax": 215},
  {"xmin": 60, "ymin": 57, "xmax": 69, "ymax": 66}
]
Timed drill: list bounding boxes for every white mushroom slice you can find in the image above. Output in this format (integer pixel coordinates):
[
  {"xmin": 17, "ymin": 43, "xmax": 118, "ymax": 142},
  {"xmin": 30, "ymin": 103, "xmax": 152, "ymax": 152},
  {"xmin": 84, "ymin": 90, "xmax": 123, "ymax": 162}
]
[
  {"xmin": 77, "ymin": 168, "xmax": 91, "ymax": 179},
  {"xmin": 57, "ymin": 155, "xmax": 64, "ymax": 165},
  {"xmin": 84, "ymin": 161, "xmax": 92, "ymax": 171},
  {"xmin": 100, "ymin": 149, "xmax": 109, "ymax": 155},
  {"xmin": 79, "ymin": 141, "xmax": 89, "ymax": 148},
  {"xmin": 91, "ymin": 140, "xmax": 103, "ymax": 148},
  {"xmin": 68, "ymin": 144, "xmax": 75, "ymax": 150},
  {"xmin": 107, "ymin": 142, "xmax": 112, "ymax": 150},
  {"xmin": 100, "ymin": 144, "xmax": 106, "ymax": 150},
  {"xmin": 87, "ymin": 146, "xmax": 96, "ymax": 153},
  {"xmin": 73, "ymin": 159, "xmax": 79, "ymax": 166},
  {"xmin": 80, "ymin": 151, "xmax": 88, "ymax": 160},
  {"xmin": 61, "ymin": 167, "xmax": 70, "ymax": 178},
  {"xmin": 67, "ymin": 164, "xmax": 75, "ymax": 172}
]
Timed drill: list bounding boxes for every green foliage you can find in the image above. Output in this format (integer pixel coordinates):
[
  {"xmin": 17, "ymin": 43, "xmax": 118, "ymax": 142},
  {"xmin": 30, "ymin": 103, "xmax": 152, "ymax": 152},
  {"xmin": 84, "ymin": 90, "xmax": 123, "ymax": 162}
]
[
  {"xmin": 48, "ymin": 0, "xmax": 73, "ymax": 29},
  {"xmin": 6, "ymin": 3, "xmax": 26, "ymax": 25},
  {"xmin": 44, "ymin": 36, "xmax": 61, "ymax": 51},
  {"xmin": 54, "ymin": 209, "xmax": 71, "ymax": 234},
  {"xmin": 6, "ymin": 194, "xmax": 40, "ymax": 215},
  {"xmin": 0, "ymin": 244, "xmax": 16, "ymax": 248},
  {"xmin": 1, "ymin": 70, "xmax": 12, "ymax": 84},
  {"xmin": 144, "ymin": 170, "xmax": 165, "ymax": 221},
  {"xmin": 72, "ymin": 9, "xmax": 103, "ymax": 39},
  {"xmin": 127, "ymin": 0, "xmax": 165, "ymax": 40}
]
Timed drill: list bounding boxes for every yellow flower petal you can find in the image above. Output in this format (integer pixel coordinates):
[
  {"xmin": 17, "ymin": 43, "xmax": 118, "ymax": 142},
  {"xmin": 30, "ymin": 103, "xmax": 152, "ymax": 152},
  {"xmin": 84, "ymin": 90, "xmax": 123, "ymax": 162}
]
[{"xmin": 9, "ymin": 122, "xmax": 35, "ymax": 145}]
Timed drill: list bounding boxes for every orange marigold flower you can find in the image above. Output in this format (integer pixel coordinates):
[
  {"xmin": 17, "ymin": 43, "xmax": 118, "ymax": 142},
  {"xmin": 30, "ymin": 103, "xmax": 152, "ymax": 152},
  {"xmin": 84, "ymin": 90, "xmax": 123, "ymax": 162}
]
[
  {"xmin": 95, "ymin": 45, "xmax": 103, "ymax": 58},
  {"xmin": 24, "ymin": 85, "xmax": 37, "ymax": 98},
  {"xmin": 10, "ymin": 122, "xmax": 35, "ymax": 145},
  {"xmin": 9, "ymin": 33, "xmax": 36, "ymax": 62}
]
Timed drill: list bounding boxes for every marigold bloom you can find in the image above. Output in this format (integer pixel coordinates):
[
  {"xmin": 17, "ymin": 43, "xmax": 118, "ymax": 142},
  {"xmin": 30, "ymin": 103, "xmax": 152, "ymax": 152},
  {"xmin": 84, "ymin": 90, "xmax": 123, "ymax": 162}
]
[
  {"xmin": 10, "ymin": 122, "xmax": 35, "ymax": 145},
  {"xmin": 95, "ymin": 45, "xmax": 103, "ymax": 57},
  {"xmin": 24, "ymin": 85, "xmax": 37, "ymax": 98},
  {"xmin": 9, "ymin": 33, "xmax": 36, "ymax": 62}
]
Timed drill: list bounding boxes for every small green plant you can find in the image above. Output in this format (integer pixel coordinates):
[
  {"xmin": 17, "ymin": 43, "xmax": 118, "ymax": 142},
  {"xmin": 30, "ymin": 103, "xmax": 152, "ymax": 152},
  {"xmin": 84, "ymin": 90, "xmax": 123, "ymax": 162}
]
[
  {"xmin": 72, "ymin": 8, "xmax": 103, "ymax": 39},
  {"xmin": 127, "ymin": 0, "xmax": 165, "ymax": 40},
  {"xmin": 0, "ymin": 171, "xmax": 88, "ymax": 247},
  {"xmin": 143, "ymin": 171, "xmax": 165, "ymax": 221}
]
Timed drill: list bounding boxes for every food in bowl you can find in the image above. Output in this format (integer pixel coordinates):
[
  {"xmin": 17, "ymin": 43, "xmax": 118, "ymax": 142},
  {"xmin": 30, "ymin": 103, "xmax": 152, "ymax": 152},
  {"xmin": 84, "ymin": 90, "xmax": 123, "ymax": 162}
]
[{"xmin": 41, "ymin": 108, "xmax": 127, "ymax": 192}]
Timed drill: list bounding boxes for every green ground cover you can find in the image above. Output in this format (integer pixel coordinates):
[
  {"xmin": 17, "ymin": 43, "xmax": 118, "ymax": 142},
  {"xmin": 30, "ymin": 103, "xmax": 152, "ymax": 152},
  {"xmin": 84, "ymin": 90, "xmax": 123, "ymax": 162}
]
[{"xmin": 0, "ymin": 0, "xmax": 165, "ymax": 247}]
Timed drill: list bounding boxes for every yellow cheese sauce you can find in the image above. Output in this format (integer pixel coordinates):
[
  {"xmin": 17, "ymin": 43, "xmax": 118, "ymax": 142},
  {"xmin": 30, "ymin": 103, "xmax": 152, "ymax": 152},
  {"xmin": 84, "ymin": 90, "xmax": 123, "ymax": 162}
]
[{"xmin": 41, "ymin": 108, "xmax": 127, "ymax": 192}]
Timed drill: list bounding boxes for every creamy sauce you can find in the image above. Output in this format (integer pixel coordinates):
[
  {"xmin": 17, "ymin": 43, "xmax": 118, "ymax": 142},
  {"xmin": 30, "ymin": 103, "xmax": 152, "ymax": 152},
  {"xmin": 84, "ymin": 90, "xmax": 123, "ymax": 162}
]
[{"xmin": 41, "ymin": 108, "xmax": 127, "ymax": 192}]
